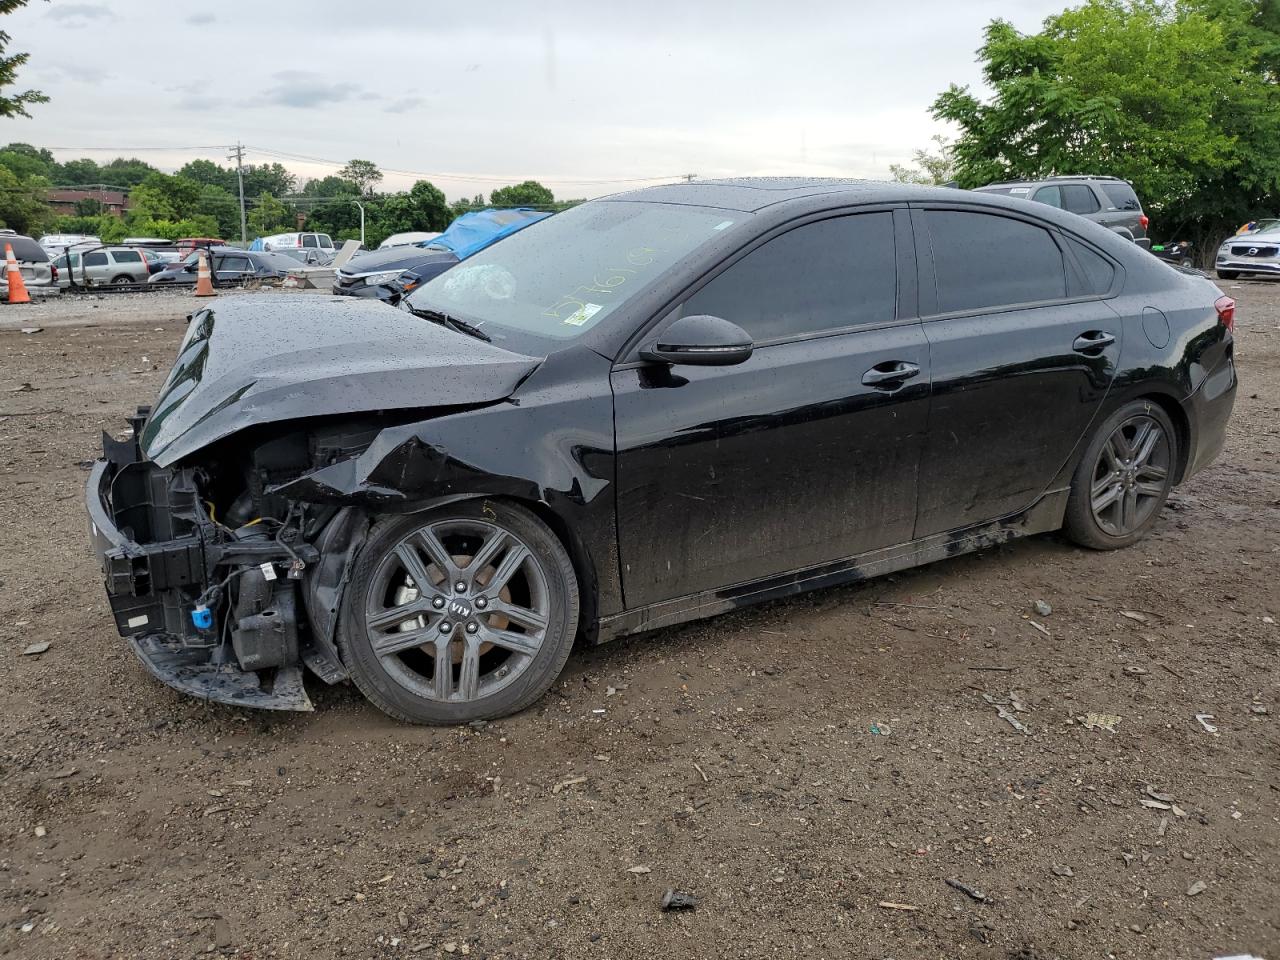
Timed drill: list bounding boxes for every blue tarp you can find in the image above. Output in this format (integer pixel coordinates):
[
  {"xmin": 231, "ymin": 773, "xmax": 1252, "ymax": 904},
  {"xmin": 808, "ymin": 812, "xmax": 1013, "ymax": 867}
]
[{"xmin": 424, "ymin": 208, "xmax": 551, "ymax": 260}]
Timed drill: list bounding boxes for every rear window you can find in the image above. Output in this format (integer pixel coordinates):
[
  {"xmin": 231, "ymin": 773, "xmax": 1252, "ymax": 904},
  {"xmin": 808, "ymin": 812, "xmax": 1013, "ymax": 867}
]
[
  {"xmin": 112, "ymin": 250, "xmax": 142, "ymax": 264},
  {"xmin": 1100, "ymin": 182, "xmax": 1141, "ymax": 211},
  {"xmin": 925, "ymin": 210, "xmax": 1067, "ymax": 313},
  {"xmin": 4, "ymin": 237, "xmax": 48, "ymax": 262},
  {"xmin": 1064, "ymin": 237, "xmax": 1115, "ymax": 295}
]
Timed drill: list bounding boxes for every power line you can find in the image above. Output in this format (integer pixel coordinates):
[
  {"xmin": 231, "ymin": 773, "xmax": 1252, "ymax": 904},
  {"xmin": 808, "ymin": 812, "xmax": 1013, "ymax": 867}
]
[{"xmin": 41, "ymin": 145, "xmax": 229, "ymax": 152}]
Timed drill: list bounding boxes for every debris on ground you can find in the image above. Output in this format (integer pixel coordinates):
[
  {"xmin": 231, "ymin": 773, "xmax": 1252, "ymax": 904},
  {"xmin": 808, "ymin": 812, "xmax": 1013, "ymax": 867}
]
[
  {"xmin": 551, "ymin": 776, "xmax": 587, "ymax": 795},
  {"xmin": 660, "ymin": 889, "xmax": 697, "ymax": 911},
  {"xmin": 627, "ymin": 866, "xmax": 651, "ymax": 874},
  {"xmin": 19, "ymin": 326, "xmax": 42, "ymax": 334},
  {"xmin": 869, "ymin": 722, "xmax": 892, "ymax": 736},
  {"xmin": 983, "ymin": 693, "xmax": 1031, "ymax": 734},
  {"xmin": 1145, "ymin": 785, "xmax": 1175, "ymax": 803},
  {"xmin": 877, "ymin": 901, "xmax": 919, "ymax": 912},
  {"xmin": 1033, "ymin": 600, "xmax": 1052, "ymax": 617},
  {"xmin": 1028, "ymin": 619, "xmax": 1051, "ymax": 637},
  {"xmin": 1120, "ymin": 610, "xmax": 1150, "ymax": 623},
  {"xmin": 945, "ymin": 878, "xmax": 990, "ymax": 903},
  {"xmin": 1186, "ymin": 880, "xmax": 1208, "ymax": 897},
  {"xmin": 1081, "ymin": 712, "xmax": 1122, "ymax": 733},
  {"xmin": 1051, "ymin": 865, "xmax": 1074, "ymax": 877},
  {"xmin": 21, "ymin": 641, "xmax": 50, "ymax": 656},
  {"xmin": 1195, "ymin": 714, "xmax": 1219, "ymax": 734}
]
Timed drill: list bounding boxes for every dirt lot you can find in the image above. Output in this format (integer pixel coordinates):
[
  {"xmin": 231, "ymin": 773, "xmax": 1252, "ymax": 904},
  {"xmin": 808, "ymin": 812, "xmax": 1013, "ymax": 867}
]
[{"xmin": 0, "ymin": 284, "xmax": 1276, "ymax": 960}]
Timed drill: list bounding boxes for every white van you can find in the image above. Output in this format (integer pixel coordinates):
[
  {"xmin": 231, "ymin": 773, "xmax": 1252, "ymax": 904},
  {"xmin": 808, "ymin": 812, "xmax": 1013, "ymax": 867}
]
[{"xmin": 259, "ymin": 232, "xmax": 335, "ymax": 253}]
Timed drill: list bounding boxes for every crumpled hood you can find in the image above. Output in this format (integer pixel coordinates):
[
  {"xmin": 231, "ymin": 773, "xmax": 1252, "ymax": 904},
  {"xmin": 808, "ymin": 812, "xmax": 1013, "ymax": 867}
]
[{"xmin": 139, "ymin": 295, "xmax": 539, "ymax": 466}]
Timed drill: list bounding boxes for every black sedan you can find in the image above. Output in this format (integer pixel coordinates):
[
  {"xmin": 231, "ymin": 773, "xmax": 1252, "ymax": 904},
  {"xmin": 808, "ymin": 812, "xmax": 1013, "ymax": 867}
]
[
  {"xmin": 148, "ymin": 247, "xmax": 300, "ymax": 286},
  {"xmin": 86, "ymin": 179, "xmax": 1236, "ymax": 724}
]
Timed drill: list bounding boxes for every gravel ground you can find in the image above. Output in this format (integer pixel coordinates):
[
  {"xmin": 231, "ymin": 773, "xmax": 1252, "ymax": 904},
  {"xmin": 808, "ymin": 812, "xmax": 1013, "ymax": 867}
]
[{"xmin": 0, "ymin": 284, "xmax": 1276, "ymax": 960}]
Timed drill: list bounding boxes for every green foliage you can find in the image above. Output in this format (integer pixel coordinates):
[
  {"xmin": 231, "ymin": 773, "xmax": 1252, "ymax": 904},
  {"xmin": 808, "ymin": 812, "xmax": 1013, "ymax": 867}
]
[
  {"xmin": 0, "ymin": 164, "xmax": 50, "ymax": 233},
  {"xmin": 338, "ymin": 159, "xmax": 383, "ymax": 196},
  {"xmin": 933, "ymin": 0, "xmax": 1280, "ymax": 252},
  {"xmin": 73, "ymin": 197, "xmax": 103, "ymax": 217},
  {"xmin": 0, "ymin": 1, "xmax": 46, "ymax": 119},
  {"xmin": 96, "ymin": 158, "xmax": 160, "ymax": 189},
  {"xmin": 248, "ymin": 193, "xmax": 290, "ymax": 236},
  {"xmin": 489, "ymin": 180, "xmax": 555, "ymax": 208},
  {"xmin": 196, "ymin": 185, "xmax": 239, "ymax": 239},
  {"xmin": 56, "ymin": 158, "xmax": 102, "ymax": 185},
  {"xmin": 890, "ymin": 135, "xmax": 957, "ymax": 185}
]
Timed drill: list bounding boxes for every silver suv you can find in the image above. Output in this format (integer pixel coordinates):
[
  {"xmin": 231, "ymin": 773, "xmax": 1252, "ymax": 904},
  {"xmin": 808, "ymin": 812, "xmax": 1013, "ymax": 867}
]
[
  {"xmin": 50, "ymin": 246, "xmax": 152, "ymax": 287},
  {"xmin": 974, "ymin": 176, "xmax": 1150, "ymax": 247},
  {"xmin": 0, "ymin": 230, "xmax": 54, "ymax": 298}
]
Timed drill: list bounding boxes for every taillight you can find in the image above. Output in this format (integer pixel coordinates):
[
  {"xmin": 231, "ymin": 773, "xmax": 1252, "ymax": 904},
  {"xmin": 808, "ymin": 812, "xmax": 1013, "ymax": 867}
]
[
  {"xmin": 1139, "ymin": 214, "xmax": 1150, "ymax": 230},
  {"xmin": 1215, "ymin": 295, "xmax": 1235, "ymax": 332},
  {"xmin": 50, "ymin": 264, "xmax": 58, "ymax": 281}
]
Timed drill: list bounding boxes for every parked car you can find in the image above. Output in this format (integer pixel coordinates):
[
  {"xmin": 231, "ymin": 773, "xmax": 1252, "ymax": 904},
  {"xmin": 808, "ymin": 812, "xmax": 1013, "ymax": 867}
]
[
  {"xmin": 257, "ymin": 231, "xmax": 335, "ymax": 254},
  {"xmin": 0, "ymin": 230, "xmax": 54, "ymax": 297},
  {"xmin": 1235, "ymin": 218, "xmax": 1280, "ymax": 235},
  {"xmin": 51, "ymin": 246, "xmax": 153, "ymax": 286},
  {"xmin": 1215, "ymin": 222, "xmax": 1280, "ymax": 279},
  {"xmin": 274, "ymin": 247, "xmax": 336, "ymax": 266},
  {"xmin": 1151, "ymin": 240, "xmax": 1194, "ymax": 268},
  {"xmin": 174, "ymin": 237, "xmax": 224, "ymax": 260},
  {"xmin": 379, "ymin": 231, "xmax": 442, "ymax": 249},
  {"xmin": 86, "ymin": 179, "xmax": 1236, "ymax": 724},
  {"xmin": 39, "ymin": 233, "xmax": 101, "ymax": 256},
  {"xmin": 333, "ymin": 209, "xmax": 550, "ymax": 302},
  {"xmin": 974, "ymin": 175, "xmax": 1150, "ymax": 247},
  {"xmin": 148, "ymin": 247, "xmax": 299, "ymax": 286}
]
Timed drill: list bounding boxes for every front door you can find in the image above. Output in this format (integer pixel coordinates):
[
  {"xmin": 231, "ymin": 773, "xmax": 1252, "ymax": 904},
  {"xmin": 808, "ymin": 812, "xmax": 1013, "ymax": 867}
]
[
  {"xmin": 612, "ymin": 209, "xmax": 932, "ymax": 609},
  {"xmin": 911, "ymin": 206, "xmax": 1122, "ymax": 536}
]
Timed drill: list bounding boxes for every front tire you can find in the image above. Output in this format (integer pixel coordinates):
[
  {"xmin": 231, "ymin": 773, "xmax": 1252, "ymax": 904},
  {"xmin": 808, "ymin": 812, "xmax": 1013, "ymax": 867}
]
[
  {"xmin": 1216, "ymin": 269, "xmax": 1240, "ymax": 280},
  {"xmin": 1063, "ymin": 400, "xmax": 1178, "ymax": 550},
  {"xmin": 338, "ymin": 500, "xmax": 579, "ymax": 724}
]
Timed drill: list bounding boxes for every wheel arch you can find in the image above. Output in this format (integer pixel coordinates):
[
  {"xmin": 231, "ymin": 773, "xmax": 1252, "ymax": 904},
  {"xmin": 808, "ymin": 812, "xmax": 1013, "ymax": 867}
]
[{"xmin": 1133, "ymin": 391, "xmax": 1191, "ymax": 484}]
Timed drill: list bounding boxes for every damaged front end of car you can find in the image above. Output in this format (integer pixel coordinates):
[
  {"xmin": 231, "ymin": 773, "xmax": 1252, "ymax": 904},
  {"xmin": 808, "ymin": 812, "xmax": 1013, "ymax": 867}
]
[{"xmin": 84, "ymin": 295, "xmax": 546, "ymax": 711}]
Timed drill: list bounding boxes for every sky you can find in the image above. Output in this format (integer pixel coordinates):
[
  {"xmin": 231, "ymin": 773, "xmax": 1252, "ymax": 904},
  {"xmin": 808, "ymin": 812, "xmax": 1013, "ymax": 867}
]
[{"xmin": 4, "ymin": 0, "xmax": 1067, "ymax": 201}]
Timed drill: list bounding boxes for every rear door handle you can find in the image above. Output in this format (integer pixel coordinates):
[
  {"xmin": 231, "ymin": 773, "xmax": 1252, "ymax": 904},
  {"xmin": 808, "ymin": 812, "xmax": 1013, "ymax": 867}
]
[
  {"xmin": 862, "ymin": 361, "xmax": 921, "ymax": 388},
  {"xmin": 1073, "ymin": 331, "xmax": 1116, "ymax": 353}
]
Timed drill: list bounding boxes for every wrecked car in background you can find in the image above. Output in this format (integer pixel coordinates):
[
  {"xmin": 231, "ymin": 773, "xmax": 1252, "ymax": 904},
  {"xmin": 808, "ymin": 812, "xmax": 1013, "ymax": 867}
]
[
  {"xmin": 88, "ymin": 179, "xmax": 1237, "ymax": 725},
  {"xmin": 332, "ymin": 208, "xmax": 550, "ymax": 302}
]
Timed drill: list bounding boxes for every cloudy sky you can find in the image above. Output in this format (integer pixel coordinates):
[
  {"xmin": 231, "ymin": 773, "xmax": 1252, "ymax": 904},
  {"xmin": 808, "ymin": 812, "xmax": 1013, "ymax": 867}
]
[{"xmin": 6, "ymin": 0, "xmax": 1064, "ymax": 200}]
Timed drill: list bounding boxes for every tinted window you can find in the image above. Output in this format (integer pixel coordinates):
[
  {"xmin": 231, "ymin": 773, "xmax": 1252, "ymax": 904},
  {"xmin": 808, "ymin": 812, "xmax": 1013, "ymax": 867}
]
[
  {"xmin": 925, "ymin": 210, "xmax": 1066, "ymax": 313},
  {"xmin": 318, "ymin": 234, "xmax": 333, "ymax": 248},
  {"xmin": 1061, "ymin": 184, "xmax": 1101, "ymax": 215},
  {"xmin": 1065, "ymin": 237, "xmax": 1115, "ymax": 295},
  {"xmin": 683, "ymin": 213, "xmax": 896, "ymax": 342},
  {"xmin": 83, "ymin": 251, "xmax": 108, "ymax": 267},
  {"xmin": 218, "ymin": 255, "xmax": 250, "ymax": 272},
  {"xmin": 1100, "ymin": 182, "xmax": 1141, "ymax": 210},
  {"xmin": 112, "ymin": 250, "xmax": 142, "ymax": 264},
  {"xmin": 1032, "ymin": 186, "xmax": 1063, "ymax": 208},
  {"xmin": 302, "ymin": 235, "xmax": 317, "ymax": 248},
  {"xmin": 5, "ymin": 236, "xmax": 48, "ymax": 261}
]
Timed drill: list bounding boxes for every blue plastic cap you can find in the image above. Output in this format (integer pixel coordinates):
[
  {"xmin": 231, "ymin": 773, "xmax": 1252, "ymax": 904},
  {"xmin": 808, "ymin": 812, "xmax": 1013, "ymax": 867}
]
[{"xmin": 191, "ymin": 605, "xmax": 213, "ymax": 630}]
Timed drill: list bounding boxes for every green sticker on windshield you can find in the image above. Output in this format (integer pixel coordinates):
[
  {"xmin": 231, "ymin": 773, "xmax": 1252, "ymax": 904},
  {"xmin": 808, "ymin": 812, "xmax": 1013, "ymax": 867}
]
[{"xmin": 563, "ymin": 302, "xmax": 603, "ymax": 326}]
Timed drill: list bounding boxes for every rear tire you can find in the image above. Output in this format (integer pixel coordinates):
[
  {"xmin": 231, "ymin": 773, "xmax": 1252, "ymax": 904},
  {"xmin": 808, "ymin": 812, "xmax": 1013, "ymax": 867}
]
[
  {"xmin": 1216, "ymin": 269, "xmax": 1240, "ymax": 280},
  {"xmin": 337, "ymin": 500, "xmax": 579, "ymax": 725},
  {"xmin": 110, "ymin": 274, "xmax": 132, "ymax": 285},
  {"xmin": 1063, "ymin": 400, "xmax": 1178, "ymax": 550}
]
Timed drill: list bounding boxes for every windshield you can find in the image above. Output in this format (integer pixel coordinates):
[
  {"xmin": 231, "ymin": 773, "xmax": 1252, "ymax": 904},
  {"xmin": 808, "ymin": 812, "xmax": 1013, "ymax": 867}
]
[{"xmin": 406, "ymin": 201, "xmax": 742, "ymax": 339}]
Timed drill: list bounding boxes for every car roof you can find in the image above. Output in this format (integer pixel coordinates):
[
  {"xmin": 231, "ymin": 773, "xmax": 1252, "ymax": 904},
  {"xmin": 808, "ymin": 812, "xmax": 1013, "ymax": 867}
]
[{"xmin": 606, "ymin": 177, "xmax": 981, "ymax": 213}]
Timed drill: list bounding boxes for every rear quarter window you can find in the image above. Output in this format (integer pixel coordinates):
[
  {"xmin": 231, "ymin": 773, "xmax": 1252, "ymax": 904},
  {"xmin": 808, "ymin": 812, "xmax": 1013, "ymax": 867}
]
[
  {"xmin": 1100, "ymin": 182, "xmax": 1141, "ymax": 211},
  {"xmin": 111, "ymin": 250, "xmax": 142, "ymax": 264},
  {"xmin": 1063, "ymin": 237, "xmax": 1116, "ymax": 295}
]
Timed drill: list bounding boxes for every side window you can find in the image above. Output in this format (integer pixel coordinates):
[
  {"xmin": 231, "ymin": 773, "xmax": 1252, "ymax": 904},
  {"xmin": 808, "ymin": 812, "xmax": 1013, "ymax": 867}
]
[
  {"xmin": 318, "ymin": 234, "xmax": 333, "ymax": 248},
  {"xmin": 925, "ymin": 210, "xmax": 1067, "ymax": 313},
  {"xmin": 112, "ymin": 250, "xmax": 142, "ymax": 264},
  {"xmin": 218, "ymin": 255, "xmax": 251, "ymax": 273},
  {"xmin": 302, "ymin": 235, "xmax": 318, "ymax": 248},
  {"xmin": 1100, "ymin": 182, "xmax": 1141, "ymax": 211},
  {"xmin": 1064, "ymin": 237, "xmax": 1115, "ymax": 295},
  {"xmin": 1061, "ymin": 185, "xmax": 1101, "ymax": 215},
  {"xmin": 83, "ymin": 251, "xmax": 108, "ymax": 267},
  {"xmin": 1032, "ymin": 186, "xmax": 1063, "ymax": 208},
  {"xmin": 682, "ymin": 213, "xmax": 897, "ymax": 342}
]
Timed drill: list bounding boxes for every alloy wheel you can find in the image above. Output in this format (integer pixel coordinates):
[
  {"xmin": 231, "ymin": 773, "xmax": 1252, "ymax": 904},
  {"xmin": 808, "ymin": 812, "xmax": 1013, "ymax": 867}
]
[
  {"xmin": 363, "ymin": 519, "xmax": 550, "ymax": 703},
  {"xmin": 1089, "ymin": 414, "xmax": 1171, "ymax": 537}
]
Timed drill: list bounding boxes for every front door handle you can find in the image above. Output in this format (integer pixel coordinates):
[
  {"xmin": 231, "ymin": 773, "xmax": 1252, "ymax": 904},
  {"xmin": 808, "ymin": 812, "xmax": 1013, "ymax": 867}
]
[
  {"xmin": 1073, "ymin": 331, "xmax": 1116, "ymax": 354},
  {"xmin": 862, "ymin": 360, "xmax": 921, "ymax": 388}
]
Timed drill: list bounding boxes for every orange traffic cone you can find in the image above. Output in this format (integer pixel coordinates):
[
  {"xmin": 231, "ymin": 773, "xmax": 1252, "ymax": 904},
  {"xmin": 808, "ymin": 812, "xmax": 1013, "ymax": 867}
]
[
  {"xmin": 4, "ymin": 243, "xmax": 31, "ymax": 304},
  {"xmin": 193, "ymin": 250, "xmax": 215, "ymax": 298}
]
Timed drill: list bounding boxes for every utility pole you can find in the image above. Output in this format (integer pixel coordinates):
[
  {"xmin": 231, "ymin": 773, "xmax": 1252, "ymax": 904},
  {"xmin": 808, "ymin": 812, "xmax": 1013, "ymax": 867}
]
[
  {"xmin": 683, "ymin": 173, "xmax": 697, "ymax": 183},
  {"xmin": 229, "ymin": 142, "xmax": 247, "ymax": 244},
  {"xmin": 350, "ymin": 199, "xmax": 366, "ymax": 247}
]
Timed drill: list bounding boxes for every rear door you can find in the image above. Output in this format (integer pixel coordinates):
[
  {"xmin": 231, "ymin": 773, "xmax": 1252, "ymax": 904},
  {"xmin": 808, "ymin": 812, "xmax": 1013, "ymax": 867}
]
[
  {"xmin": 612, "ymin": 208, "xmax": 931, "ymax": 608},
  {"xmin": 911, "ymin": 205, "xmax": 1121, "ymax": 537},
  {"xmin": 82, "ymin": 250, "xmax": 109, "ymax": 284},
  {"xmin": 213, "ymin": 254, "xmax": 253, "ymax": 284},
  {"xmin": 109, "ymin": 249, "xmax": 145, "ymax": 281}
]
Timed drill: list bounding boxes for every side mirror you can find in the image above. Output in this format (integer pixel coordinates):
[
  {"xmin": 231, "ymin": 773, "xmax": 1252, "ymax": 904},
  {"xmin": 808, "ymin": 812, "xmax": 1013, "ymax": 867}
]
[{"xmin": 640, "ymin": 314, "xmax": 754, "ymax": 367}]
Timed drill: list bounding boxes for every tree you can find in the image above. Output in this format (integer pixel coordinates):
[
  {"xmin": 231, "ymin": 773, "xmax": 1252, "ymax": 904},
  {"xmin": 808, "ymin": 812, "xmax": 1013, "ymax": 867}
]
[
  {"xmin": 55, "ymin": 158, "xmax": 103, "ymax": 185},
  {"xmin": 178, "ymin": 159, "xmax": 234, "ymax": 192},
  {"xmin": 489, "ymin": 180, "xmax": 554, "ymax": 208},
  {"xmin": 0, "ymin": 1, "xmax": 46, "ymax": 119},
  {"xmin": 97, "ymin": 157, "xmax": 160, "ymax": 189},
  {"xmin": 0, "ymin": 164, "xmax": 49, "ymax": 234},
  {"xmin": 932, "ymin": 0, "xmax": 1280, "ymax": 257},
  {"xmin": 0, "ymin": 142, "xmax": 51, "ymax": 180},
  {"xmin": 73, "ymin": 197, "xmax": 103, "ymax": 217},
  {"xmin": 248, "ymin": 192, "xmax": 290, "ymax": 236},
  {"xmin": 889, "ymin": 135, "xmax": 957, "ymax": 185},
  {"xmin": 241, "ymin": 162, "xmax": 296, "ymax": 198},
  {"xmin": 196, "ymin": 184, "xmax": 239, "ymax": 239},
  {"xmin": 338, "ymin": 159, "xmax": 383, "ymax": 196}
]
